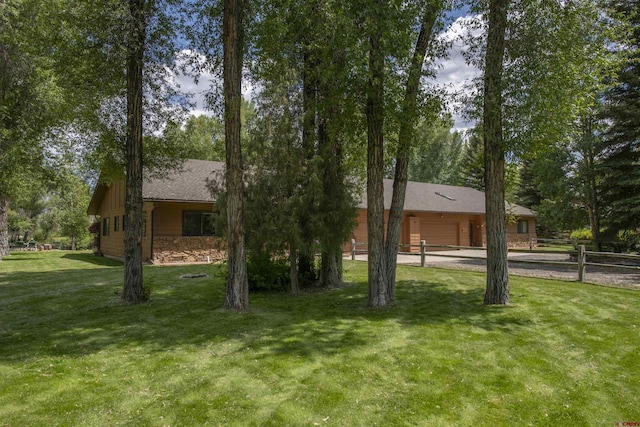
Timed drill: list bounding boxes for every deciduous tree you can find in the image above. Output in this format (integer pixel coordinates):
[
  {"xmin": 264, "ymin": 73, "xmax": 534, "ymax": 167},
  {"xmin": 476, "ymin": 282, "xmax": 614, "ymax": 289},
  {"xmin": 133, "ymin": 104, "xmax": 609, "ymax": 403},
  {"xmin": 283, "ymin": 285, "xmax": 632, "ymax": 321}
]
[
  {"xmin": 482, "ymin": 0, "xmax": 510, "ymax": 305},
  {"xmin": 222, "ymin": 0, "xmax": 249, "ymax": 310},
  {"xmin": 382, "ymin": 0, "xmax": 443, "ymax": 304},
  {"xmin": 121, "ymin": 0, "xmax": 149, "ymax": 304}
]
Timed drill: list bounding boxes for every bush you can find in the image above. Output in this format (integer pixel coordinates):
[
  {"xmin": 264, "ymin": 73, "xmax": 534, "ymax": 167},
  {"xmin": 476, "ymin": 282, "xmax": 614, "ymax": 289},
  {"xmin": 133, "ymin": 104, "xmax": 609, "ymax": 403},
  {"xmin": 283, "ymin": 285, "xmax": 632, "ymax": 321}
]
[
  {"xmin": 570, "ymin": 229, "xmax": 592, "ymax": 241},
  {"xmin": 211, "ymin": 254, "xmax": 290, "ymax": 293},
  {"xmin": 247, "ymin": 251, "xmax": 290, "ymax": 292},
  {"xmin": 618, "ymin": 230, "xmax": 640, "ymax": 252},
  {"xmin": 50, "ymin": 235, "xmax": 94, "ymax": 250}
]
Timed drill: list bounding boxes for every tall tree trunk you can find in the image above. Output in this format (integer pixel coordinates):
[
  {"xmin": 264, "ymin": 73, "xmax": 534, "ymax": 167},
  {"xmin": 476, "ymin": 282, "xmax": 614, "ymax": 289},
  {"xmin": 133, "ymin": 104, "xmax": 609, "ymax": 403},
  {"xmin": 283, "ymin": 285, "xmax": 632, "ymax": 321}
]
[
  {"xmin": 122, "ymin": 0, "xmax": 147, "ymax": 304},
  {"xmin": 318, "ymin": 83, "xmax": 344, "ymax": 288},
  {"xmin": 366, "ymin": 3, "xmax": 388, "ymax": 307},
  {"xmin": 0, "ymin": 194, "xmax": 8, "ymax": 259},
  {"xmin": 290, "ymin": 249, "xmax": 299, "ymax": 296},
  {"xmin": 223, "ymin": 0, "xmax": 249, "ymax": 310},
  {"xmin": 320, "ymin": 246, "xmax": 342, "ymax": 287},
  {"xmin": 483, "ymin": 0, "xmax": 510, "ymax": 305},
  {"xmin": 297, "ymin": 44, "xmax": 318, "ymax": 285},
  {"xmin": 384, "ymin": 2, "xmax": 440, "ymax": 302}
]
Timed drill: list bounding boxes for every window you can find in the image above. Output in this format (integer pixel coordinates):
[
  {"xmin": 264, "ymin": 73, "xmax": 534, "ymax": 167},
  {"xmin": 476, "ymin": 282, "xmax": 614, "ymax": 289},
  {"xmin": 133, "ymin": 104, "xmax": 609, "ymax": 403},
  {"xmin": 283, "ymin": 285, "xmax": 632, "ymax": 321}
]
[
  {"xmin": 121, "ymin": 214, "xmax": 145, "ymax": 236},
  {"xmin": 517, "ymin": 219, "xmax": 529, "ymax": 234},
  {"xmin": 102, "ymin": 217, "xmax": 110, "ymax": 236},
  {"xmin": 114, "ymin": 216, "xmax": 119, "ymax": 232},
  {"xmin": 183, "ymin": 211, "xmax": 215, "ymax": 236}
]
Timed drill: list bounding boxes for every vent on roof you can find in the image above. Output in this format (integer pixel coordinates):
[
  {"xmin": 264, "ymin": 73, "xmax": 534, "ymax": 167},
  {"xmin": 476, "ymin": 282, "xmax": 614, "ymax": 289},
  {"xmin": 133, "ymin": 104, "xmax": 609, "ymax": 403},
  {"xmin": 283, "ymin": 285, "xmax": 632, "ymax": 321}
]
[{"xmin": 435, "ymin": 191, "xmax": 456, "ymax": 201}]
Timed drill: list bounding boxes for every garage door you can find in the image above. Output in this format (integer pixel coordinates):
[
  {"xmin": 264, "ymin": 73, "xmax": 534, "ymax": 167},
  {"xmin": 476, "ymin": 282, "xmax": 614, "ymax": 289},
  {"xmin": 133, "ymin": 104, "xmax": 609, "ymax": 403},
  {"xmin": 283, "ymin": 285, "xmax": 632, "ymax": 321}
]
[{"xmin": 421, "ymin": 222, "xmax": 459, "ymax": 247}]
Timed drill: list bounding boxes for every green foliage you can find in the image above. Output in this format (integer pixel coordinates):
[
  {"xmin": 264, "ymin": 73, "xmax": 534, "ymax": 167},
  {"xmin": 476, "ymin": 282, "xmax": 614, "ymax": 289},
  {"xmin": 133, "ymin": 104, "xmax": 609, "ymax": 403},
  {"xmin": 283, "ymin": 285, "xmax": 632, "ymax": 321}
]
[
  {"xmin": 53, "ymin": 234, "xmax": 94, "ymax": 250},
  {"xmin": 246, "ymin": 252, "xmax": 290, "ymax": 292},
  {"xmin": 518, "ymin": 145, "xmax": 592, "ymax": 234},
  {"xmin": 0, "ymin": 0, "xmax": 65, "ymax": 204},
  {"xmin": 599, "ymin": 0, "xmax": 640, "ymax": 236},
  {"xmin": 570, "ymin": 228, "xmax": 592, "ymax": 241},
  {"xmin": 618, "ymin": 230, "xmax": 640, "ymax": 253},
  {"xmin": 7, "ymin": 209, "xmax": 34, "ymax": 240},
  {"xmin": 409, "ymin": 115, "xmax": 465, "ymax": 184},
  {"xmin": 457, "ymin": 128, "xmax": 485, "ymax": 190},
  {"xmin": 164, "ymin": 115, "xmax": 225, "ymax": 161},
  {"xmin": 51, "ymin": 173, "xmax": 91, "ymax": 248}
]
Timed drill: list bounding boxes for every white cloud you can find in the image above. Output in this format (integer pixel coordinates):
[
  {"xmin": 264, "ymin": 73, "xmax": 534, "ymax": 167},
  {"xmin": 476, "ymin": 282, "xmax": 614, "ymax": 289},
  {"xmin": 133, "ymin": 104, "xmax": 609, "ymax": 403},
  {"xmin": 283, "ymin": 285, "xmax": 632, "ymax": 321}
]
[
  {"xmin": 431, "ymin": 15, "xmax": 484, "ymax": 132},
  {"xmin": 172, "ymin": 50, "xmax": 255, "ymax": 118}
]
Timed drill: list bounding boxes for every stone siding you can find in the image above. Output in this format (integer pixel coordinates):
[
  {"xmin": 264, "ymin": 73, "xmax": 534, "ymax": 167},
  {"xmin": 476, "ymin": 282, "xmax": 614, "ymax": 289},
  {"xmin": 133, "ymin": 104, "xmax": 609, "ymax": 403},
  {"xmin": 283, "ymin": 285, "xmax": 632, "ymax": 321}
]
[
  {"xmin": 507, "ymin": 233, "xmax": 537, "ymax": 248},
  {"xmin": 152, "ymin": 236, "xmax": 226, "ymax": 264}
]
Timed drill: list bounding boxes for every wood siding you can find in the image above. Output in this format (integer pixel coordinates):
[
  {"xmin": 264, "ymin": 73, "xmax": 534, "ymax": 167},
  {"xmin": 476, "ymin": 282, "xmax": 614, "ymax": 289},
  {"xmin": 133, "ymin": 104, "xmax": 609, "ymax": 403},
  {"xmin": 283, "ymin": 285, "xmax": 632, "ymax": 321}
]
[
  {"xmin": 95, "ymin": 180, "xmax": 152, "ymax": 262},
  {"xmin": 96, "ymin": 180, "xmax": 125, "ymax": 260},
  {"xmin": 410, "ymin": 212, "xmax": 468, "ymax": 250},
  {"xmin": 347, "ymin": 209, "xmax": 537, "ymax": 251},
  {"xmin": 152, "ymin": 202, "xmax": 215, "ymax": 236}
]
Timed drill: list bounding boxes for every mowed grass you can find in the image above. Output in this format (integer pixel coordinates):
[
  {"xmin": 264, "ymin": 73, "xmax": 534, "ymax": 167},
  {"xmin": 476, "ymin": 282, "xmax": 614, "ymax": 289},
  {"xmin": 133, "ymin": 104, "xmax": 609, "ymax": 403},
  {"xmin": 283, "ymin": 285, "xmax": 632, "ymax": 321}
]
[{"xmin": 0, "ymin": 251, "xmax": 638, "ymax": 426}]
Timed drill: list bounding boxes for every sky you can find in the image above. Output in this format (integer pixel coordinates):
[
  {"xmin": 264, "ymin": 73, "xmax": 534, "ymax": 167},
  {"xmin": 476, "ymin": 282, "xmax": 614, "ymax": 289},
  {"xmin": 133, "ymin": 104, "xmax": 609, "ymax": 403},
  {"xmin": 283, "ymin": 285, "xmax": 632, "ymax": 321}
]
[
  {"xmin": 431, "ymin": 14, "xmax": 481, "ymax": 131},
  {"xmin": 175, "ymin": 11, "xmax": 481, "ymax": 132}
]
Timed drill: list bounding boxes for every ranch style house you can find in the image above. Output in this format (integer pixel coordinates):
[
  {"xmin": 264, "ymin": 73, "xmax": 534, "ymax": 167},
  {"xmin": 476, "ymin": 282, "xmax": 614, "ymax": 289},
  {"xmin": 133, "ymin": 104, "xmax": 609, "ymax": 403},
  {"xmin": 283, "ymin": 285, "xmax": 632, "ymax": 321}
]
[{"xmin": 87, "ymin": 159, "xmax": 536, "ymax": 264}]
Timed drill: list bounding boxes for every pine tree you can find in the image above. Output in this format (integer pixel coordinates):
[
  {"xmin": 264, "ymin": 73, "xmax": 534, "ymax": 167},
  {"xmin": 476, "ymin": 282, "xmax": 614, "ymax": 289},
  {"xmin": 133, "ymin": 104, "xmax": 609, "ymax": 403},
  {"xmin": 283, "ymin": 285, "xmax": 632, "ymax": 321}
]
[
  {"xmin": 457, "ymin": 129, "xmax": 485, "ymax": 191},
  {"xmin": 600, "ymin": 0, "xmax": 640, "ymax": 237}
]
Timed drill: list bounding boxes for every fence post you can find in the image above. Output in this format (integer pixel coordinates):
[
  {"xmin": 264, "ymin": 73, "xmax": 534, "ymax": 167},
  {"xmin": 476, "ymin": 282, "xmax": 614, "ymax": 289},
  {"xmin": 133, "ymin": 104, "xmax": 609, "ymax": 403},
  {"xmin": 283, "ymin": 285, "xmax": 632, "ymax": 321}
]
[
  {"xmin": 578, "ymin": 244, "xmax": 586, "ymax": 282},
  {"xmin": 351, "ymin": 239, "xmax": 356, "ymax": 261},
  {"xmin": 420, "ymin": 240, "xmax": 426, "ymax": 267},
  {"xmin": 529, "ymin": 235, "xmax": 533, "ymax": 251}
]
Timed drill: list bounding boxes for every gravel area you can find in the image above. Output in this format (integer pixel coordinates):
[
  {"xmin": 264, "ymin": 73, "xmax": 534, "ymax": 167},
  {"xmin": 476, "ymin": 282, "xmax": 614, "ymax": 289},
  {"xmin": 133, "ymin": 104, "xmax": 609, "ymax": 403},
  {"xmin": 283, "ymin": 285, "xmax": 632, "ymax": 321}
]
[
  {"xmin": 426, "ymin": 258, "xmax": 640, "ymax": 288},
  {"xmin": 349, "ymin": 251, "xmax": 640, "ymax": 288}
]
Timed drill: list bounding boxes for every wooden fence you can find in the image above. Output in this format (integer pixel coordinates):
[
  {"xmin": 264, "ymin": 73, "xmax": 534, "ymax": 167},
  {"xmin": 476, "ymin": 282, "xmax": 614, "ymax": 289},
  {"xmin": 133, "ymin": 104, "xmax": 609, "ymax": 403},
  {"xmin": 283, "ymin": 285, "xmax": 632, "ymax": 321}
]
[{"xmin": 349, "ymin": 239, "xmax": 640, "ymax": 283}]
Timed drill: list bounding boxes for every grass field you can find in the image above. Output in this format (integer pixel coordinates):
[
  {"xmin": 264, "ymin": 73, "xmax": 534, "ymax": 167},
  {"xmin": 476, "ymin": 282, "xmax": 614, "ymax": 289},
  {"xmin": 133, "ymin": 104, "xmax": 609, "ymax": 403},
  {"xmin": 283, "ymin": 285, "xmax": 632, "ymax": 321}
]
[{"xmin": 0, "ymin": 251, "xmax": 638, "ymax": 426}]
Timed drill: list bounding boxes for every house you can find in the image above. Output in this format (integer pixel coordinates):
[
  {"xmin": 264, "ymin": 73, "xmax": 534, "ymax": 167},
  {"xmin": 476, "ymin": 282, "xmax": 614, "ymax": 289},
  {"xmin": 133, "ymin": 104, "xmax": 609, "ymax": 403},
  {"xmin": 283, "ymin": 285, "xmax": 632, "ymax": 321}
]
[
  {"xmin": 350, "ymin": 180, "xmax": 536, "ymax": 253},
  {"xmin": 87, "ymin": 159, "xmax": 536, "ymax": 263},
  {"xmin": 87, "ymin": 159, "xmax": 226, "ymax": 264}
]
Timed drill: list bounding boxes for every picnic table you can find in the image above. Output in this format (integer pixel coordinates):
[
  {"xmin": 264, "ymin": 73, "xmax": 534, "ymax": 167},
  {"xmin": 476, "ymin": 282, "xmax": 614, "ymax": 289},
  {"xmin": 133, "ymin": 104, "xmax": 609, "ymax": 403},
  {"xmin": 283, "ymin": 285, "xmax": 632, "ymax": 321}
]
[{"xmin": 9, "ymin": 241, "xmax": 38, "ymax": 251}]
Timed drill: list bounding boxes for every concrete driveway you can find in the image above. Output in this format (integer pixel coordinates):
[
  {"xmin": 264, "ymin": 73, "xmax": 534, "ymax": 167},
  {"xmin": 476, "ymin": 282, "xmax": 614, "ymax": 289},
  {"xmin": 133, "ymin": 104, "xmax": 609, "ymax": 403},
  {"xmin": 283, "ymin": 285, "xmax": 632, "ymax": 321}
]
[{"xmin": 348, "ymin": 249, "xmax": 569, "ymax": 265}]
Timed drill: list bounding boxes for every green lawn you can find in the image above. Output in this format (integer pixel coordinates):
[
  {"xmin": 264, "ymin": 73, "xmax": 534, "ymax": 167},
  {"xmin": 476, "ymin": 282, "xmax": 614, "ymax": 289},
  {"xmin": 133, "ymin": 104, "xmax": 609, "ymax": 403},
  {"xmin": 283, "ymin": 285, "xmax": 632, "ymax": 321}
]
[{"xmin": 0, "ymin": 251, "xmax": 638, "ymax": 426}]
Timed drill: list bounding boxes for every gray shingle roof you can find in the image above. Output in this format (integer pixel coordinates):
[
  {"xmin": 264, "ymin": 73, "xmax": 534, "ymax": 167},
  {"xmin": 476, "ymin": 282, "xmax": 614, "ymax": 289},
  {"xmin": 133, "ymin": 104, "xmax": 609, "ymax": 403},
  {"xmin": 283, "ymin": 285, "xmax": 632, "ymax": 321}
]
[
  {"xmin": 142, "ymin": 159, "xmax": 225, "ymax": 202},
  {"xmin": 89, "ymin": 159, "xmax": 535, "ymax": 217},
  {"xmin": 357, "ymin": 179, "xmax": 535, "ymax": 217}
]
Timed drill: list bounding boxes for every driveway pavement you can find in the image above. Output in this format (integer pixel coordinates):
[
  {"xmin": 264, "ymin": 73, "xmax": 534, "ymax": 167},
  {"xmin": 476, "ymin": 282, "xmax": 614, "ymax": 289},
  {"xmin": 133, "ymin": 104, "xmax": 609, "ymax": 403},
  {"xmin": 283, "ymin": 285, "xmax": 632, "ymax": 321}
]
[{"xmin": 349, "ymin": 249, "xmax": 568, "ymax": 265}]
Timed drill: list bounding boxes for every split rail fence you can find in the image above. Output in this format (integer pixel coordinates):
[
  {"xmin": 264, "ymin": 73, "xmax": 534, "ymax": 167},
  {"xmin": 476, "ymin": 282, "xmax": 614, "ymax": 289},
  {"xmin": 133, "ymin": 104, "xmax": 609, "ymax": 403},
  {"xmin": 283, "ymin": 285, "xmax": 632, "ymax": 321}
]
[{"xmin": 349, "ymin": 238, "xmax": 640, "ymax": 283}]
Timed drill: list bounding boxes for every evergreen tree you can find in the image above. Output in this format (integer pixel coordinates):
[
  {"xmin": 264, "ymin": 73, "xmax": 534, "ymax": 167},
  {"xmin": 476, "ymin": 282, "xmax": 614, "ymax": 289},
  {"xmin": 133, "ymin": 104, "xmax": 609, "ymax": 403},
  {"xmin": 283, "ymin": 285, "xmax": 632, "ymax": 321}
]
[
  {"xmin": 600, "ymin": 0, "xmax": 640, "ymax": 238},
  {"xmin": 457, "ymin": 129, "xmax": 485, "ymax": 191},
  {"xmin": 515, "ymin": 158, "xmax": 541, "ymax": 209}
]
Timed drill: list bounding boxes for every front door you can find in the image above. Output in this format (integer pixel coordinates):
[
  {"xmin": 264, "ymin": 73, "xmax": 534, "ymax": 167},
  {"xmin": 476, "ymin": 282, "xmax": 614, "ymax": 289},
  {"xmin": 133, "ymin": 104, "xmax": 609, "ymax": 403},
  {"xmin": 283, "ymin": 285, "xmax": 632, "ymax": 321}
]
[{"xmin": 469, "ymin": 221, "xmax": 475, "ymax": 246}]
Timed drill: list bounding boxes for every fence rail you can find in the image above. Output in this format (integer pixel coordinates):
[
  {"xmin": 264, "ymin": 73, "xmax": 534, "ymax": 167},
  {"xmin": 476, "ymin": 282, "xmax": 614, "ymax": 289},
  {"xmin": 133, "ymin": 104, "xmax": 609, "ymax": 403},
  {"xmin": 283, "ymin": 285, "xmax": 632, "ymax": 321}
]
[{"xmin": 349, "ymin": 239, "xmax": 640, "ymax": 283}]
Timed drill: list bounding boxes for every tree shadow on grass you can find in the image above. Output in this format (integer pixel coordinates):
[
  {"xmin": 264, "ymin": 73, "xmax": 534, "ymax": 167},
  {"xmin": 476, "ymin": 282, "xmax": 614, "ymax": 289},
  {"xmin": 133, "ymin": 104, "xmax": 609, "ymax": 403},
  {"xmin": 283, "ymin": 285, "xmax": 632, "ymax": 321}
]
[
  {"xmin": 396, "ymin": 279, "xmax": 533, "ymax": 330},
  {"xmin": 62, "ymin": 253, "xmax": 122, "ymax": 267},
  {"xmin": 3, "ymin": 253, "xmax": 46, "ymax": 261},
  {"xmin": 225, "ymin": 279, "xmax": 533, "ymax": 359},
  {"xmin": 0, "ymin": 266, "xmax": 533, "ymax": 364}
]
